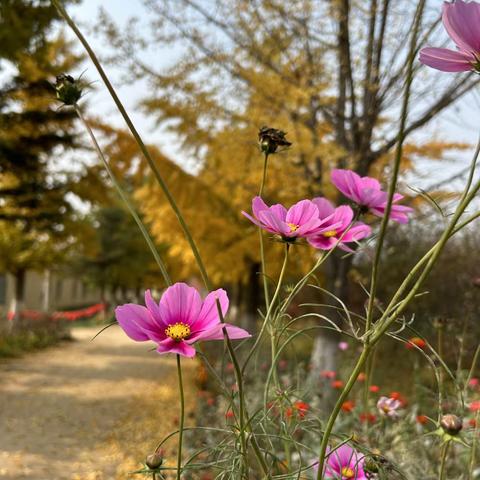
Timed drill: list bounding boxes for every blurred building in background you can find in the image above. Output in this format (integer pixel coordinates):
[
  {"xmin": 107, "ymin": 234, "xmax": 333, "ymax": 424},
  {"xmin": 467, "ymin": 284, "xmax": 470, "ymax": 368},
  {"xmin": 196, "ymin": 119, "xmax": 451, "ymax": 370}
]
[{"xmin": 0, "ymin": 271, "xmax": 101, "ymax": 315}]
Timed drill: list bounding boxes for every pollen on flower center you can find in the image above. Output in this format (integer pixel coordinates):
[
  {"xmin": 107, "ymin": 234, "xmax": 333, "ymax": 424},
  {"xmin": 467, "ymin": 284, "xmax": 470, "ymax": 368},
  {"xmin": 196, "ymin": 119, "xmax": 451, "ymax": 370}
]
[
  {"xmin": 165, "ymin": 322, "xmax": 191, "ymax": 342},
  {"xmin": 323, "ymin": 229, "xmax": 337, "ymax": 238},
  {"xmin": 287, "ymin": 223, "xmax": 299, "ymax": 232},
  {"xmin": 341, "ymin": 466, "xmax": 355, "ymax": 478}
]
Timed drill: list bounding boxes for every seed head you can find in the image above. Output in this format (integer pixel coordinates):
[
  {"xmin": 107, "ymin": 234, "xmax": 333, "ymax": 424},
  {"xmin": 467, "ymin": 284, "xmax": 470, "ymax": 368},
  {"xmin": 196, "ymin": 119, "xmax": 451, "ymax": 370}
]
[
  {"xmin": 258, "ymin": 126, "xmax": 292, "ymax": 154},
  {"xmin": 145, "ymin": 451, "xmax": 163, "ymax": 469},
  {"xmin": 440, "ymin": 414, "xmax": 463, "ymax": 435},
  {"xmin": 55, "ymin": 74, "xmax": 82, "ymax": 105}
]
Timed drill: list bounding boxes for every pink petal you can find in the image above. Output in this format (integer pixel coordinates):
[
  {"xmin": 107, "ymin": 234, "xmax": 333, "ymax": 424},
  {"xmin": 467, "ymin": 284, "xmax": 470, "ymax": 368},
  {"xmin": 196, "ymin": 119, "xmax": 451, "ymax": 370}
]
[
  {"xmin": 443, "ymin": 0, "xmax": 480, "ymax": 53},
  {"xmin": 115, "ymin": 304, "xmax": 158, "ymax": 341},
  {"xmin": 242, "ymin": 210, "xmax": 263, "ymax": 228},
  {"xmin": 252, "ymin": 196, "xmax": 270, "ymax": 218},
  {"xmin": 144, "ymin": 290, "xmax": 168, "ymax": 328},
  {"xmin": 259, "ymin": 209, "xmax": 289, "ymax": 235},
  {"xmin": 312, "ymin": 197, "xmax": 336, "ymax": 219},
  {"xmin": 285, "ymin": 199, "xmax": 318, "ymax": 226},
  {"xmin": 269, "ymin": 203, "xmax": 288, "ymax": 222},
  {"xmin": 189, "ymin": 323, "xmax": 251, "ymax": 343},
  {"xmin": 156, "ymin": 338, "xmax": 196, "ymax": 358},
  {"xmin": 159, "ymin": 283, "xmax": 202, "ymax": 326},
  {"xmin": 192, "ymin": 288, "xmax": 229, "ymax": 332},
  {"xmin": 307, "ymin": 235, "xmax": 337, "ymax": 250},
  {"xmin": 341, "ymin": 223, "xmax": 372, "ymax": 242},
  {"xmin": 331, "ymin": 205, "xmax": 354, "ymax": 228},
  {"xmin": 331, "ymin": 169, "xmax": 364, "ymax": 204},
  {"xmin": 419, "ymin": 47, "xmax": 474, "ymax": 72}
]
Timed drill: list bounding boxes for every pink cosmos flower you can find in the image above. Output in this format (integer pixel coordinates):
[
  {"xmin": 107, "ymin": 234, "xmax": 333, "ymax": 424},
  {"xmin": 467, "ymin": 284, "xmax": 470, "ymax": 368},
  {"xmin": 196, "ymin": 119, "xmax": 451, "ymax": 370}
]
[
  {"xmin": 377, "ymin": 396, "xmax": 402, "ymax": 418},
  {"xmin": 307, "ymin": 198, "xmax": 371, "ymax": 251},
  {"xmin": 338, "ymin": 341, "xmax": 350, "ymax": 351},
  {"xmin": 242, "ymin": 196, "xmax": 337, "ymax": 240},
  {"xmin": 314, "ymin": 444, "xmax": 367, "ymax": 479},
  {"xmin": 419, "ymin": 1, "xmax": 480, "ymax": 73},
  {"xmin": 115, "ymin": 283, "xmax": 250, "ymax": 358},
  {"xmin": 331, "ymin": 169, "xmax": 413, "ymax": 224}
]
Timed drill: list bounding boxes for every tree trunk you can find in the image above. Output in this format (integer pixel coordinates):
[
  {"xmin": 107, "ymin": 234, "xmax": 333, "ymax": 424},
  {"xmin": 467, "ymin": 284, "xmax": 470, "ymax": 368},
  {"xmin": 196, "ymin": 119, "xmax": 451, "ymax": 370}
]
[
  {"xmin": 9, "ymin": 269, "xmax": 26, "ymax": 326},
  {"xmin": 239, "ymin": 261, "xmax": 261, "ymax": 333},
  {"xmin": 308, "ymin": 254, "xmax": 353, "ymax": 407}
]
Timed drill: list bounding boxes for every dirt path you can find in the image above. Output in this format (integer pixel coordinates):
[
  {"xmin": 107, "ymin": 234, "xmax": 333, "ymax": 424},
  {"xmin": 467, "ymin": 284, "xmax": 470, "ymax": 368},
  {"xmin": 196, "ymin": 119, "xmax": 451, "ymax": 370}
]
[{"xmin": 0, "ymin": 325, "xmax": 197, "ymax": 480}]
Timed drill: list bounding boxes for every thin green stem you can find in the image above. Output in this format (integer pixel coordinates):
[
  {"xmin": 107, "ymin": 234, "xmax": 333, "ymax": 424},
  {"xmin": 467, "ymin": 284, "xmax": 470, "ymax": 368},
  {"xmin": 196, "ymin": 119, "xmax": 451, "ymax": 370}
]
[
  {"xmin": 259, "ymin": 153, "xmax": 270, "ymax": 309},
  {"xmin": 364, "ymin": 0, "xmax": 426, "ymax": 338},
  {"xmin": 74, "ymin": 104, "xmax": 171, "ymax": 286},
  {"xmin": 176, "ymin": 355, "xmax": 185, "ymax": 480},
  {"xmin": 469, "ymin": 410, "xmax": 480, "ymax": 480},
  {"xmin": 315, "ymin": 347, "xmax": 371, "ymax": 480},
  {"xmin": 242, "ymin": 244, "xmax": 290, "ymax": 375},
  {"xmin": 52, "ymin": 0, "xmax": 210, "ymax": 290},
  {"xmin": 438, "ymin": 441, "xmax": 450, "ymax": 480}
]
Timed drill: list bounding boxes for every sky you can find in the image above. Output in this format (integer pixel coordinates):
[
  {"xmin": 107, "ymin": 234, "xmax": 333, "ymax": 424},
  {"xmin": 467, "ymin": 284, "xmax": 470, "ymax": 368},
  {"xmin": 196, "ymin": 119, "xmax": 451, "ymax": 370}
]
[{"xmin": 66, "ymin": 0, "xmax": 480, "ymax": 192}]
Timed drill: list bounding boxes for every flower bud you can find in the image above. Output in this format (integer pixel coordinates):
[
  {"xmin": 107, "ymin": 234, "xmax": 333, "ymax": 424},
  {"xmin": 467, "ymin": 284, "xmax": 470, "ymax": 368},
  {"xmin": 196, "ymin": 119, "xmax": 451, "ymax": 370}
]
[
  {"xmin": 364, "ymin": 457, "xmax": 379, "ymax": 474},
  {"xmin": 258, "ymin": 126, "xmax": 291, "ymax": 154},
  {"xmin": 145, "ymin": 451, "xmax": 163, "ymax": 469},
  {"xmin": 55, "ymin": 74, "xmax": 82, "ymax": 105},
  {"xmin": 440, "ymin": 414, "xmax": 463, "ymax": 435}
]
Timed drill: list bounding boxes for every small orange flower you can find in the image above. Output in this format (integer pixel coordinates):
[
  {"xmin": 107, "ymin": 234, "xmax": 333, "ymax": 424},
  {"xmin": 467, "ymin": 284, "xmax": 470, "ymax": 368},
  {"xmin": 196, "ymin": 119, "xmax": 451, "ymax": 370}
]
[
  {"xmin": 416, "ymin": 414, "xmax": 428, "ymax": 425},
  {"xmin": 389, "ymin": 391, "xmax": 407, "ymax": 407},
  {"xmin": 469, "ymin": 418, "xmax": 477, "ymax": 428},
  {"xmin": 469, "ymin": 401, "xmax": 480, "ymax": 412},
  {"xmin": 369, "ymin": 385, "xmax": 380, "ymax": 393},
  {"xmin": 321, "ymin": 370, "xmax": 336, "ymax": 379},
  {"xmin": 357, "ymin": 372, "xmax": 366, "ymax": 382},
  {"xmin": 360, "ymin": 412, "xmax": 376, "ymax": 423},
  {"xmin": 294, "ymin": 401, "xmax": 310, "ymax": 418},
  {"xmin": 331, "ymin": 380, "xmax": 344, "ymax": 389},
  {"xmin": 225, "ymin": 409, "xmax": 235, "ymax": 419},
  {"xmin": 341, "ymin": 400, "xmax": 355, "ymax": 413},
  {"xmin": 406, "ymin": 337, "xmax": 427, "ymax": 350}
]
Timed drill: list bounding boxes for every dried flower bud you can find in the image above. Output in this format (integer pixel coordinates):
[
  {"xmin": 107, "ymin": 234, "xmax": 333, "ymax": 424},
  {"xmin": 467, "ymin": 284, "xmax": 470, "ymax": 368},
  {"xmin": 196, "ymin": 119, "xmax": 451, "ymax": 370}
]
[
  {"xmin": 258, "ymin": 126, "xmax": 292, "ymax": 154},
  {"xmin": 440, "ymin": 414, "xmax": 463, "ymax": 435},
  {"xmin": 145, "ymin": 451, "xmax": 163, "ymax": 469},
  {"xmin": 55, "ymin": 74, "xmax": 82, "ymax": 105},
  {"xmin": 364, "ymin": 457, "xmax": 379, "ymax": 474}
]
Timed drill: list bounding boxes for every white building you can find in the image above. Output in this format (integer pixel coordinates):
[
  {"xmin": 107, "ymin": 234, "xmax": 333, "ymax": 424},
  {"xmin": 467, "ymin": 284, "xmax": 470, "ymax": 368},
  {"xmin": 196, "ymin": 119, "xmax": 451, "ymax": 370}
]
[{"xmin": 0, "ymin": 270, "xmax": 101, "ymax": 316}]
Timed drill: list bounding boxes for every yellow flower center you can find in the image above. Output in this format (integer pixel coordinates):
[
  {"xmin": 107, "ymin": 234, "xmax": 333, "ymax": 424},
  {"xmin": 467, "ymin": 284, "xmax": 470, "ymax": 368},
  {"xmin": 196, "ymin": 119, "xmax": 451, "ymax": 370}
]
[
  {"xmin": 287, "ymin": 223, "xmax": 299, "ymax": 232},
  {"xmin": 382, "ymin": 405, "xmax": 391, "ymax": 413},
  {"xmin": 165, "ymin": 322, "xmax": 191, "ymax": 342},
  {"xmin": 323, "ymin": 230, "xmax": 338, "ymax": 238},
  {"xmin": 341, "ymin": 467, "xmax": 355, "ymax": 478}
]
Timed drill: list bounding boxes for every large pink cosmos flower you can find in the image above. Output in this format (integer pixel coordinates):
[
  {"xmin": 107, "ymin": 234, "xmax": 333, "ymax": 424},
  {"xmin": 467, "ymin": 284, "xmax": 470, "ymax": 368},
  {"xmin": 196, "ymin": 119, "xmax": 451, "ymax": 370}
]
[
  {"xmin": 307, "ymin": 198, "xmax": 371, "ymax": 251},
  {"xmin": 242, "ymin": 196, "xmax": 339, "ymax": 240},
  {"xmin": 331, "ymin": 169, "xmax": 413, "ymax": 224},
  {"xmin": 314, "ymin": 444, "xmax": 367, "ymax": 479},
  {"xmin": 115, "ymin": 283, "xmax": 250, "ymax": 358},
  {"xmin": 420, "ymin": 1, "xmax": 480, "ymax": 73},
  {"xmin": 377, "ymin": 396, "xmax": 402, "ymax": 418}
]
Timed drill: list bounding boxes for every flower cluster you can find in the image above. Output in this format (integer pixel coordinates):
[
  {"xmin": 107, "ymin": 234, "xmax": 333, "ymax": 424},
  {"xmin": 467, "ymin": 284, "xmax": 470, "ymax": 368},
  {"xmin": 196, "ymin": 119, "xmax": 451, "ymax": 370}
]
[{"xmin": 242, "ymin": 169, "xmax": 412, "ymax": 250}]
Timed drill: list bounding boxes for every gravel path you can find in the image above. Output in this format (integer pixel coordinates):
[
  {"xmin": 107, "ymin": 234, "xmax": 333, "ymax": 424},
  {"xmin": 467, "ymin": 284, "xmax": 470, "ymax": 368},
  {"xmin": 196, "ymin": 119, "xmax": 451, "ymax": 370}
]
[{"xmin": 0, "ymin": 325, "xmax": 196, "ymax": 479}]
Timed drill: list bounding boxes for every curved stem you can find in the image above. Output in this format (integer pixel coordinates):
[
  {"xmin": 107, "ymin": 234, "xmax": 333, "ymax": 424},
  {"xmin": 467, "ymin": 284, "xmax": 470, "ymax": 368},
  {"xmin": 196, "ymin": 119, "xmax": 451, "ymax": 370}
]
[
  {"xmin": 52, "ymin": 0, "xmax": 210, "ymax": 290},
  {"xmin": 364, "ymin": 0, "xmax": 426, "ymax": 338},
  {"xmin": 259, "ymin": 153, "xmax": 270, "ymax": 309},
  {"xmin": 176, "ymin": 355, "xmax": 185, "ymax": 480},
  {"xmin": 315, "ymin": 347, "xmax": 371, "ymax": 480},
  {"xmin": 438, "ymin": 441, "xmax": 450, "ymax": 480},
  {"xmin": 469, "ymin": 411, "xmax": 480, "ymax": 480},
  {"xmin": 74, "ymin": 104, "xmax": 171, "ymax": 286}
]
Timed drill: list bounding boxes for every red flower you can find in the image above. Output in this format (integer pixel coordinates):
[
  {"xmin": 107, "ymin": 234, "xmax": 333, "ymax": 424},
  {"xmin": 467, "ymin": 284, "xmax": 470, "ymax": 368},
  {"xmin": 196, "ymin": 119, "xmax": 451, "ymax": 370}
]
[
  {"xmin": 286, "ymin": 401, "xmax": 310, "ymax": 419},
  {"xmin": 468, "ymin": 378, "xmax": 479, "ymax": 389},
  {"xmin": 406, "ymin": 337, "xmax": 427, "ymax": 350},
  {"xmin": 416, "ymin": 415, "xmax": 428, "ymax": 425},
  {"xmin": 357, "ymin": 372, "xmax": 366, "ymax": 382},
  {"xmin": 389, "ymin": 391, "xmax": 407, "ymax": 407},
  {"xmin": 469, "ymin": 418, "xmax": 477, "ymax": 428},
  {"xmin": 321, "ymin": 370, "xmax": 336, "ymax": 379},
  {"xmin": 225, "ymin": 409, "xmax": 235, "ymax": 419},
  {"xmin": 360, "ymin": 412, "xmax": 377, "ymax": 423},
  {"xmin": 331, "ymin": 380, "xmax": 344, "ymax": 389},
  {"xmin": 206, "ymin": 397, "xmax": 215, "ymax": 406},
  {"xmin": 341, "ymin": 400, "xmax": 355, "ymax": 413},
  {"xmin": 369, "ymin": 385, "xmax": 380, "ymax": 393},
  {"xmin": 469, "ymin": 401, "xmax": 480, "ymax": 412}
]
